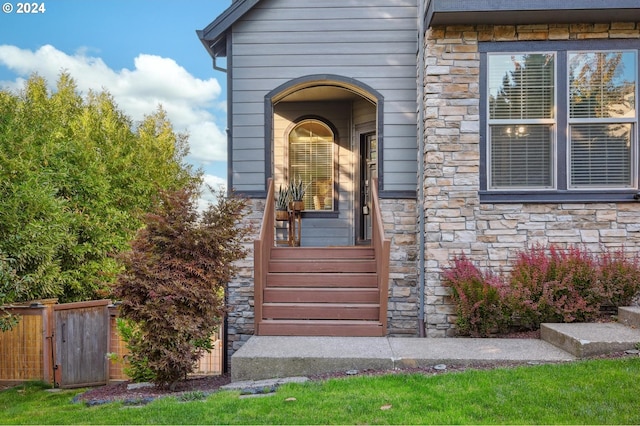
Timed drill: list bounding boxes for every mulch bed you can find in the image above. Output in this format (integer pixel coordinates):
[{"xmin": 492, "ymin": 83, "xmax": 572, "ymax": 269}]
[{"xmin": 73, "ymin": 374, "xmax": 232, "ymax": 406}]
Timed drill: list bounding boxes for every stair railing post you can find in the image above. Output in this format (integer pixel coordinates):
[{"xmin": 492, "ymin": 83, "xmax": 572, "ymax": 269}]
[
  {"xmin": 371, "ymin": 178, "xmax": 390, "ymax": 334},
  {"xmin": 254, "ymin": 178, "xmax": 275, "ymax": 335}
]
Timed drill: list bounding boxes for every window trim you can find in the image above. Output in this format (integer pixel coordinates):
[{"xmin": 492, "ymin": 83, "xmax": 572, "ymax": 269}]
[{"xmin": 479, "ymin": 40, "xmax": 639, "ymax": 203}]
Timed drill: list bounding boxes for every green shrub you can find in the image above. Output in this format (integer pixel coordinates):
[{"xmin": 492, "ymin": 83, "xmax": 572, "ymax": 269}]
[{"xmin": 115, "ymin": 318, "xmax": 154, "ymax": 383}]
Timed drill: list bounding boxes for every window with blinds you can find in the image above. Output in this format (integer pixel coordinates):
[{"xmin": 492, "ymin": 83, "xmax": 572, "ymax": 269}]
[
  {"xmin": 487, "ymin": 53, "xmax": 556, "ymax": 189},
  {"xmin": 481, "ymin": 43, "xmax": 640, "ymax": 201},
  {"xmin": 568, "ymin": 51, "xmax": 636, "ymax": 188},
  {"xmin": 288, "ymin": 120, "xmax": 334, "ymax": 211}
]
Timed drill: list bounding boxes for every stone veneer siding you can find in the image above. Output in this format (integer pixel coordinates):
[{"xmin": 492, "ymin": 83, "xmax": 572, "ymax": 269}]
[
  {"xmin": 226, "ymin": 198, "xmax": 263, "ymax": 361},
  {"xmin": 225, "ymin": 197, "xmax": 418, "ymax": 361},
  {"xmin": 423, "ymin": 22, "xmax": 640, "ymax": 337},
  {"xmin": 380, "ymin": 198, "xmax": 419, "ymax": 336}
]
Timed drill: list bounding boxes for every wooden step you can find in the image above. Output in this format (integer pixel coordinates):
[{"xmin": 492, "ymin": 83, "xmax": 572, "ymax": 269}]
[
  {"xmin": 264, "ymin": 287, "xmax": 379, "ymax": 304},
  {"xmin": 271, "ymin": 247, "xmax": 374, "ymax": 260},
  {"xmin": 266, "ymin": 272, "xmax": 378, "ymax": 288},
  {"xmin": 257, "ymin": 245, "xmax": 383, "ymax": 337},
  {"xmin": 262, "ymin": 303, "xmax": 380, "ymax": 320},
  {"xmin": 268, "ymin": 259, "xmax": 376, "ymax": 273},
  {"xmin": 258, "ymin": 319, "xmax": 385, "ymax": 336}
]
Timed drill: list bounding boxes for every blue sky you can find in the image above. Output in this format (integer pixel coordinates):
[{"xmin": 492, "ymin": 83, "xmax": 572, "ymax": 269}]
[{"xmin": 0, "ymin": 0, "xmax": 231, "ymax": 206}]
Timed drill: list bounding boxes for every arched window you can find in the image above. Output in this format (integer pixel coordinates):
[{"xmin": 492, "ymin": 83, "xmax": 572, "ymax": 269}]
[{"xmin": 288, "ymin": 119, "xmax": 334, "ymax": 211}]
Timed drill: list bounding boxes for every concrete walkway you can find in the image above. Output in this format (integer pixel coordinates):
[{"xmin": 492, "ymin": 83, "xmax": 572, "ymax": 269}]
[
  {"xmin": 231, "ymin": 308, "xmax": 640, "ymax": 381},
  {"xmin": 231, "ymin": 336, "xmax": 576, "ymax": 381}
]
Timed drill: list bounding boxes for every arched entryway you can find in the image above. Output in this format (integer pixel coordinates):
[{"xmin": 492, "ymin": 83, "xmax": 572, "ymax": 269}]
[
  {"xmin": 253, "ymin": 76, "xmax": 390, "ymax": 337},
  {"xmin": 265, "ymin": 75, "xmax": 384, "ymax": 246}
]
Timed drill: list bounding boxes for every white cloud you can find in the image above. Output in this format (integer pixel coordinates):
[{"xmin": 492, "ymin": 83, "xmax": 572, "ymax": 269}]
[
  {"xmin": 197, "ymin": 174, "xmax": 227, "ymax": 212},
  {"xmin": 0, "ymin": 44, "xmax": 227, "ymax": 170}
]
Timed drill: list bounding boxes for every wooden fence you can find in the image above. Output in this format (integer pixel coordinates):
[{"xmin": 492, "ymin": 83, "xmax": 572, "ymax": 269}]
[
  {"xmin": 0, "ymin": 301, "xmax": 54, "ymax": 384},
  {"xmin": 107, "ymin": 306, "xmax": 223, "ymax": 382},
  {"xmin": 1, "ymin": 300, "xmax": 222, "ymax": 387}
]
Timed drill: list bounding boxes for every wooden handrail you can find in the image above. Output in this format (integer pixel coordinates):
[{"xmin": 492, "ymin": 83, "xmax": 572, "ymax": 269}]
[
  {"xmin": 253, "ymin": 178, "xmax": 275, "ymax": 335},
  {"xmin": 370, "ymin": 178, "xmax": 391, "ymax": 332}
]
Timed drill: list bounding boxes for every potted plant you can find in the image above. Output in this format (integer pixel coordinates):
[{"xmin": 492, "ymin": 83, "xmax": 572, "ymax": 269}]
[
  {"xmin": 275, "ymin": 185, "xmax": 290, "ymax": 221},
  {"xmin": 288, "ymin": 177, "xmax": 307, "ymax": 211}
]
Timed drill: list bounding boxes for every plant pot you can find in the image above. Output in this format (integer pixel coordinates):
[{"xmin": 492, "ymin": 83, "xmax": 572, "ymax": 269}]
[
  {"xmin": 290, "ymin": 201, "xmax": 304, "ymax": 212},
  {"xmin": 275, "ymin": 209, "xmax": 289, "ymax": 221}
]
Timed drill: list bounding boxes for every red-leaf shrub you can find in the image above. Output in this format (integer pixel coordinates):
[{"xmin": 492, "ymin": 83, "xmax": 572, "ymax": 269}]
[
  {"xmin": 444, "ymin": 245, "xmax": 640, "ymax": 335},
  {"xmin": 508, "ymin": 245, "xmax": 601, "ymax": 329},
  {"xmin": 112, "ymin": 186, "xmax": 249, "ymax": 390},
  {"xmin": 598, "ymin": 248, "xmax": 640, "ymax": 308},
  {"xmin": 442, "ymin": 255, "xmax": 510, "ymax": 337}
]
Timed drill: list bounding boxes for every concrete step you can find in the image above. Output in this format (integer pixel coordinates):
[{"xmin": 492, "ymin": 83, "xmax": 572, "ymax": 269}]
[
  {"xmin": 230, "ymin": 336, "xmax": 575, "ymax": 382},
  {"xmin": 541, "ymin": 322, "xmax": 640, "ymax": 358},
  {"xmin": 618, "ymin": 306, "xmax": 640, "ymax": 328}
]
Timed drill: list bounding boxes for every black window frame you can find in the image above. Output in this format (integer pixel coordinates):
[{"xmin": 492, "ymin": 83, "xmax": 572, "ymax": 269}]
[{"xmin": 479, "ymin": 40, "xmax": 639, "ymax": 203}]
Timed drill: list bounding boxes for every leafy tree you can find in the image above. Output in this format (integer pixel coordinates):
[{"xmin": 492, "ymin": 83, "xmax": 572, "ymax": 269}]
[
  {"xmin": 0, "ymin": 254, "xmax": 24, "ymax": 331},
  {"xmin": 112, "ymin": 185, "xmax": 249, "ymax": 390},
  {"xmin": 0, "ymin": 73, "xmax": 199, "ymax": 306}
]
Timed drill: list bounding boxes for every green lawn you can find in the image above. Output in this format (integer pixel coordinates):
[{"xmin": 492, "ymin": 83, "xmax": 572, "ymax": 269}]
[{"xmin": 1, "ymin": 357, "xmax": 638, "ymax": 425}]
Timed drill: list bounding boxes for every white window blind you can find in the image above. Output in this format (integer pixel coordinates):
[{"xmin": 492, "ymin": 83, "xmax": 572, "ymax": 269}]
[
  {"xmin": 570, "ymin": 124, "xmax": 632, "ymax": 187},
  {"xmin": 288, "ymin": 120, "xmax": 334, "ymax": 211},
  {"xmin": 490, "ymin": 125, "xmax": 553, "ymax": 188}
]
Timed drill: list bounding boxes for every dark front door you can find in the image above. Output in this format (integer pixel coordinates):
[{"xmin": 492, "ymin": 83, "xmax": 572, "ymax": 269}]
[{"xmin": 358, "ymin": 132, "xmax": 377, "ymax": 244}]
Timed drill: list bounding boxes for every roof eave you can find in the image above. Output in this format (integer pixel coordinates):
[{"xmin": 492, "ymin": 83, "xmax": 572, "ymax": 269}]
[
  {"xmin": 425, "ymin": 0, "xmax": 640, "ymax": 27},
  {"xmin": 197, "ymin": 0, "xmax": 261, "ymax": 59}
]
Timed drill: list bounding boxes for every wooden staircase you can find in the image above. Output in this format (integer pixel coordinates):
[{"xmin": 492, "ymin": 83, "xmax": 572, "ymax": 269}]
[
  {"xmin": 258, "ymin": 246, "xmax": 385, "ymax": 336},
  {"xmin": 254, "ymin": 179, "xmax": 390, "ymax": 337}
]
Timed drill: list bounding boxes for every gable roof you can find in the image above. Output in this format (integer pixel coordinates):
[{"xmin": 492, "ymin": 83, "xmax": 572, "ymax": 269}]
[
  {"xmin": 198, "ymin": 0, "xmax": 640, "ymax": 59},
  {"xmin": 197, "ymin": 0, "xmax": 261, "ymax": 59}
]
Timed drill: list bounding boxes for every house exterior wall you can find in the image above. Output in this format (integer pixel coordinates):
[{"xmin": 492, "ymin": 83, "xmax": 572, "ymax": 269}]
[
  {"xmin": 422, "ymin": 22, "xmax": 640, "ymax": 336},
  {"xmin": 221, "ymin": 0, "xmax": 421, "ymax": 358},
  {"xmin": 229, "ymin": 0, "xmax": 418, "ymax": 194}
]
